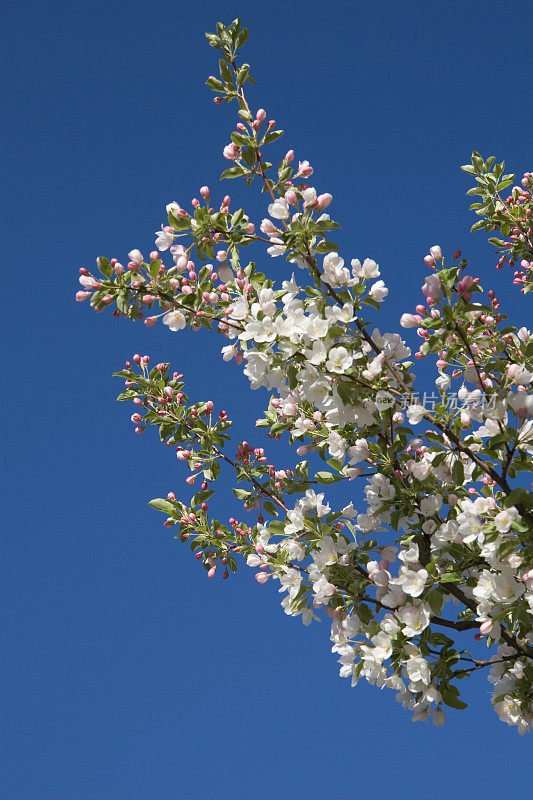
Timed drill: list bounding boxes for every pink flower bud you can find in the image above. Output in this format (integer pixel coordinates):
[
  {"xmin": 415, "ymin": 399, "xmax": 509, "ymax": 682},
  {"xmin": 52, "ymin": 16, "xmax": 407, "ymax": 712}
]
[
  {"xmin": 144, "ymin": 316, "xmax": 157, "ymax": 327},
  {"xmin": 223, "ymin": 142, "xmax": 241, "ymax": 160},
  {"xmin": 460, "ymin": 410, "xmax": 471, "ymax": 427},
  {"xmin": 298, "ymin": 160, "xmax": 313, "ymax": 177},
  {"xmin": 479, "ymin": 620, "xmax": 493, "ymax": 635},
  {"xmin": 433, "ymin": 709, "xmax": 446, "ymax": 727},
  {"xmin": 128, "ymin": 249, "xmax": 143, "ymax": 264},
  {"xmin": 522, "ymin": 569, "xmax": 533, "ymax": 589},
  {"xmin": 79, "ymin": 275, "xmax": 101, "ymax": 289},
  {"xmin": 260, "ymin": 219, "xmax": 278, "ymax": 236},
  {"xmin": 285, "ymin": 150, "xmax": 295, "ymax": 162},
  {"xmin": 255, "ymin": 572, "xmax": 269, "ymax": 584},
  {"xmin": 317, "ymin": 193, "xmax": 332, "ymax": 209},
  {"xmin": 429, "ymin": 245, "xmax": 442, "ymax": 261},
  {"xmin": 142, "ymin": 294, "xmax": 155, "ymax": 305},
  {"xmin": 134, "ymin": 427, "xmax": 145, "ymax": 434},
  {"xmin": 457, "ymin": 275, "xmax": 474, "ymax": 293},
  {"xmin": 75, "ymin": 291, "xmax": 90, "ymax": 302},
  {"xmin": 400, "ymin": 313, "xmax": 422, "ymax": 328},
  {"xmin": 421, "ymin": 274, "xmax": 441, "ymax": 301}
]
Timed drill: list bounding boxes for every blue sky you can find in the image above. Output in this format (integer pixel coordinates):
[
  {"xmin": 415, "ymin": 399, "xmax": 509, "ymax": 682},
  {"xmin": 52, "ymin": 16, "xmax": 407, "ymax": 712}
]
[{"xmin": 3, "ymin": 1, "xmax": 533, "ymax": 797}]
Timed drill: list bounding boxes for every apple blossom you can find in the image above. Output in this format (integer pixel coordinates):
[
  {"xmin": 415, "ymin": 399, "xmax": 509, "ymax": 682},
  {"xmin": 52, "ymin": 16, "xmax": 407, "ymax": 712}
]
[{"xmin": 268, "ymin": 198, "xmax": 290, "ymax": 219}]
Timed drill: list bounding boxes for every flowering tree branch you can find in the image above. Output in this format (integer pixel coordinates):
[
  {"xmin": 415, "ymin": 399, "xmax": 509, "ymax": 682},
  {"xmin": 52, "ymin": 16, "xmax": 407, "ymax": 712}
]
[{"xmin": 77, "ymin": 18, "xmax": 533, "ymax": 733}]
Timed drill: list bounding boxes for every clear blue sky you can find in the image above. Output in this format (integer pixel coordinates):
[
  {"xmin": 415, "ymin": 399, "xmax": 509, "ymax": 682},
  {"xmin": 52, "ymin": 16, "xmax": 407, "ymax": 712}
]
[{"xmin": 3, "ymin": 1, "xmax": 532, "ymax": 797}]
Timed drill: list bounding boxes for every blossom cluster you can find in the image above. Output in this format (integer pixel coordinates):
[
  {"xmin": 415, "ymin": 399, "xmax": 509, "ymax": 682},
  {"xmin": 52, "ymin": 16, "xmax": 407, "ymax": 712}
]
[{"xmin": 77, "ymin": 19, "xmax": 533, "ymax": 732}]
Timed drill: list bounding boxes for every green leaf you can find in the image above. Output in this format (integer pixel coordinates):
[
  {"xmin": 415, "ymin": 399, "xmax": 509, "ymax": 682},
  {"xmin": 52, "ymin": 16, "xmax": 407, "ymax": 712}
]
[
  {"xmin": 230, "ymin": 208, "xmax": 245, "ymax": 227},
  {"xmin": 315, "ymin": 241, "xmax": 339, "ymax": 254},
  {"xmin": 220, "ymin": 165, "xmax": 245, "ymax": 180},
  {"xmin": 439, "ymin": 573, "xmax": 462, "ymax": 584},
  {"xmin": 236, "ymin": 64, "xmax": 250, "ymax": 88},
  {"xmin": 426, "ymin": 588, "xmax": 444, "ymax": 615},
  {"xmin": 149, "ymin": 499, "xmax": 177, "ymax": 515},
  {"xmin": 427, "ymin": 632, "xmax": 454, "ymax": 647},
  {"xmin": 233, "ymin": 488, "xmax": 253, "ymax": 500},
  {"xmin": 168, "ymin": 211, "xmax": 190, "ymax": 231},
  {"xmin": 263, "ymin": 129, "xmax": 284, "ymax": 145},
  {"xmin": 262, "ymin": 500, "xmax": 279, "ymax": 517},
  {"xmin": 191, "ymin": 489, "xmax": 215, "ymax": 506},
  {"xmin": 452, "ymin": 460, "xmax": 464, "ymax": 485},
  {"xmin": 315, "ymin": 471, "xmax": 339, "ymax": 485},
  {"xmin": 219, "ymin": 59, "xmax": 233, "ymax": 83},
  {"xmin": 231, "ymin": 132, "xmax": 251, "ymax": 147},
  {"xmin": 390, "ymin": 509, "xmax": 400, "ymax": 532},
  {"xmin": 357, "ymin": 604, "xmax": 374, "ymax": 624},
  {"xmin": 206, "ymin": 77, "xmax": 225, "ymax": 91},
  {"xmin": 441, "ymin": 684, "xmax": 468, "ymax": 710},
  {"xmin": 315, "ymin": 220, "xmax": 341, "ymax": 231},
  {"xmin": 116, "ymin": 291, "xmax": 129, "ymax": 313},
  {"xmin": 97, "ymin": 256, "xmax": 112, "ymax": 278},
  {"xmin": 268, "ymin": 520, "xmax": 285, "ymax": 534},
  {"xmin": 362, "ymin": 297, "xmax": 380, "ymax": 310},
  {"xmin": 503, "ymin": 487, "xmax": 530, "ymax": 508},
  {"xmin": 149, "ymin": 259, "xmax": 161, "ymax": 281},
  {"xmin": 116, "ymin": 389, "xmax": 138, "ymax": 401}
]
